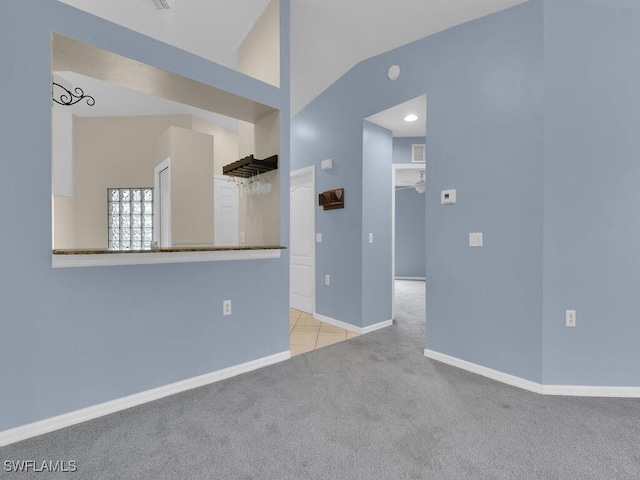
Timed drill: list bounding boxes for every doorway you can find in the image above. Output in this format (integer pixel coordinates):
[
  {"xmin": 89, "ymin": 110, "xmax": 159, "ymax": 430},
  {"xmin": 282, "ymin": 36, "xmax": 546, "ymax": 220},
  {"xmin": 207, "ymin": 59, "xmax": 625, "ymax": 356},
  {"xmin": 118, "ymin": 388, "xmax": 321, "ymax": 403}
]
[
  {"xmin": 364, "ymin": 94, "xmax": 426, "ymax": 323},
  {"xmin": 392, "ymin": 163, "xmax": 426, "ymax": 319},
  {"xmin": 290, "ymin": 166, "xmax": 316, "ymax": 314}
]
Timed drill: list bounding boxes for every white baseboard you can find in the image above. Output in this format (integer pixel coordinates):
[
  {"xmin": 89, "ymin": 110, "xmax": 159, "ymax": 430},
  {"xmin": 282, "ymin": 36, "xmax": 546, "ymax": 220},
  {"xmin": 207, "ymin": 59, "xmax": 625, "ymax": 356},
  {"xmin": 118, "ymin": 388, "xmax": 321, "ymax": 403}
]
[
  {"xmin": 542, "ymin": 385, "xmax": 640, "ymax": 397},
  {"xmin": 395, "ymin": 276, "xmax": 426, "ymax": 281},
  {"xmin": 362, "ymin": 319, "xmax": 394, "ymax": 334},
  {"xmin": 314, "ymin": 313, "xmax": 361, "ymax": 333},
  {"xmin": 313, "ymin": 313, "xmax": 393, "ymax": 335},
  {"xmin": 424, "ymin": 349, "xmax": 640, "ymax": 398},
  {"xmin": 424, "ymin": 349, "xmax": 543, "ymax": 394},
  {"xmin": 0, "ymin": 350, "xmax": 291, "ymax": 447}
]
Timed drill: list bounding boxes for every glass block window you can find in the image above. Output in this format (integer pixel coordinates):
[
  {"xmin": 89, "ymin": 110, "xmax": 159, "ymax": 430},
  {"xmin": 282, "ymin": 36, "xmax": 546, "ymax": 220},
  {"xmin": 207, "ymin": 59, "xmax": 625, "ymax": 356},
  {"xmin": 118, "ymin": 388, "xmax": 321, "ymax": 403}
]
[{"xmin": 108, "ymin": 188, "xmax": 153, "ymax": 251}]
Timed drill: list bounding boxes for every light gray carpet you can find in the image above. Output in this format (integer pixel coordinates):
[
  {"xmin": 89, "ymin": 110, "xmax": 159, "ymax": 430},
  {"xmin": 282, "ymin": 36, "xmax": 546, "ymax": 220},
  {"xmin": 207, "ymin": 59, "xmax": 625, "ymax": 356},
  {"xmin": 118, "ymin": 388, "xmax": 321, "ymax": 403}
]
[{"xmin": 2, "ymin": 280, "xmax": 640, "ymax": 479}]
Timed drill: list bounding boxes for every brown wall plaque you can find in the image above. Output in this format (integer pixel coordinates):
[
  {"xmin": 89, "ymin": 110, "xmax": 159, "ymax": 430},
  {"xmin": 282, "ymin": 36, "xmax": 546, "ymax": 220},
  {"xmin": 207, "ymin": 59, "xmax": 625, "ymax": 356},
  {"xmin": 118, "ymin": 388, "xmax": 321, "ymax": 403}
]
[{"xmin": 318, "ymin": 188, "xmax": 344, "ymax": 210}]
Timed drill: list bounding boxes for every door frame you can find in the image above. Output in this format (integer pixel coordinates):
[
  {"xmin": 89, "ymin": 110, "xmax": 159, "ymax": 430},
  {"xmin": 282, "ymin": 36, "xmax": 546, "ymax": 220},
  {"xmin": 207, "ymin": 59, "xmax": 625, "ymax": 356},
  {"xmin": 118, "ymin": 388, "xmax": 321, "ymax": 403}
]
[
  {"xmin": 391, "ymin": 163, "xmax": 426, "ymax": 320},
  {"xmin": 290, "ymin": 165, "xmax": 316, "ymax": 315},
  {"xmin": 154, "ymin": 157, "xmax": 171, "ymax": 248}
]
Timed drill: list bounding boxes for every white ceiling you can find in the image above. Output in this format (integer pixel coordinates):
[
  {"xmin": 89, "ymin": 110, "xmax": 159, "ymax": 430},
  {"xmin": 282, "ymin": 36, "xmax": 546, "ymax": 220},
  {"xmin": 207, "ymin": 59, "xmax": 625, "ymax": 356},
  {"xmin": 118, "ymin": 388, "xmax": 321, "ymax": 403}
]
[
  {"xmin": 57, "ymin": 0, "xmax": 270, "ymax": 71},
  {"xmin": 57, "ymin": 0, "xmax": 528, "ymax": 116},
  {"xmin": 366, "ymin": 95, "xmax": 426, "ymax": 138}
]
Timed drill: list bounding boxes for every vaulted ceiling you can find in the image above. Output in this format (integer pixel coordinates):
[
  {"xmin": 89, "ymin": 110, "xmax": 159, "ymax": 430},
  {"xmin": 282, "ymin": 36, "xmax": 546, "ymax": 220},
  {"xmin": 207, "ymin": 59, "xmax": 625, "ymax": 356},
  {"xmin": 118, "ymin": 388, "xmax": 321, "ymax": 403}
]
[{"xmin": 57, "ymin": 0, "xmax": 528, "ymax": 116}]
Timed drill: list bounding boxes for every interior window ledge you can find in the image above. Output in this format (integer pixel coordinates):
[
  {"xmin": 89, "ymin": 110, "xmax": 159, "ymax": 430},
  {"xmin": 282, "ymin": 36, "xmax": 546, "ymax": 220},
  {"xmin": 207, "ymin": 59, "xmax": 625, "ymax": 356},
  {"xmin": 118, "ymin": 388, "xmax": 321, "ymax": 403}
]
[{"xmin": 52, "ymin": 247, "xmax": 284, "ymax": 268}]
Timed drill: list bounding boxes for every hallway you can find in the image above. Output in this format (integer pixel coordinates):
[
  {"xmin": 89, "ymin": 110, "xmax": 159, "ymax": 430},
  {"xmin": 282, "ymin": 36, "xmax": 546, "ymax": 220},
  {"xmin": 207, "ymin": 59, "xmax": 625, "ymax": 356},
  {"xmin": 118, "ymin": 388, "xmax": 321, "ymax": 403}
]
[{"xmin": 289, "ymin": 279, "xmax": 426, "ymax": 357}]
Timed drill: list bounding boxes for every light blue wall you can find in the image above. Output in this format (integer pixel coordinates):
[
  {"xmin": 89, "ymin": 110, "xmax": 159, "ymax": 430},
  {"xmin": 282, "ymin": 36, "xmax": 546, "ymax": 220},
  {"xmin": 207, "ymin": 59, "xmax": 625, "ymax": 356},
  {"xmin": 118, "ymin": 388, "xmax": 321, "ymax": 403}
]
[
  {"xmin": 423, "ymin": 2, "xmax": 544, "ymax": 382},
  {"xmin": 393, "ymin": 137, "xmax": 425, "ymax": 165},
  {"xmin": 362, "ymin": 121, "xmax": 393, "ymax": 326},
  {"xmin": 395, "ymin": 189, "xmax": 426, "ymax": 278},
  {"xmin": 292, "ymin": 1, "xmax": 544, "ymax": 381},
  {"xmin": 293, "ymin": 0, "xmax": 640, "ymax": 388},
  {"xmin": 543, "ymin": 0, "xmax": 640, "ymax": 385},
  {"xmin": 0, "ymin": 0, "xmax": 290, "ymax": 431},
  {"xmin": 291, "ymin": 93, "xmax": 365, "ymax": 326}
]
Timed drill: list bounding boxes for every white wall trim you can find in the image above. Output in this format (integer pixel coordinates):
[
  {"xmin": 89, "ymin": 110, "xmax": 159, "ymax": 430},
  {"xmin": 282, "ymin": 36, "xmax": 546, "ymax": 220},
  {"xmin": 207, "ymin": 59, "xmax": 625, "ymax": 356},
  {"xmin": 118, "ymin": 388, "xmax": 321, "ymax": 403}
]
[
  {"xmin": 154, "ymin": 157, "xmax": 171, "ymax": 248},
  {"xmin": 362, "ymin": 319, "xmax": 394, "ymax": 334},
  {"xmin": 314, "ymin": 313, "xmax": 362, "ymax": 333},
  {"xmin": 391, "ymin": 165, "xmax": 396, "ymax": 320},
  {"xmin": 0, "ymin": 351, "xmax": 291, "ymax": 447},
  {"xmin": 424, "ymin": 348, "xmax": 543, "ymax": 394},
  {"xmin": 424, "ymin": 349, "xmax": 640, "ymax": 398},
  {"xmin": 542, "ymin": 385, "xmax": 640, "ymax": 397},
  {"xmin": 393, "ymin": 163, "xmax": 426, "ymax": 171},
  {"xmin": 314, "ymin": 313, "xmax": 393, "ymax": 335},
  {"xmin": 290, "ymin": 165, "xmax": 316, "ymax": 177},
  {"xmin": 395, "ymin": 276, "xmax": 426, "ymax": 281},
  {"xmin": 52, "ymin": 248, "xmax": 281, "ymax": 268}
]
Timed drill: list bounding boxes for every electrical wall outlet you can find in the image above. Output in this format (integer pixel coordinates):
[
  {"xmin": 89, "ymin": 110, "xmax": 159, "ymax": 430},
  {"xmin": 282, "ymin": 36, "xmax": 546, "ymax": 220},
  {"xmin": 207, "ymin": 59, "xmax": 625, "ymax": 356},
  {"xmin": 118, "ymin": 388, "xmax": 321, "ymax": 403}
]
[
  {"xmin": 325, "ymin": 274, "xmax": 330, "ymax": 286},
  {"xmin": 469, "ymin": 232, "xmax": 483, "ymax": 247},
  {"xmin": 565, "ymin": 310, "xmax": 576, "ymax": 327},
  {"xmin": 368, "ymin": 233, "xmax": 374, "ymax": 244},
  {"xmin": 223, "ymin": 300, "xmax": 232, "ymax": 316},
  {"xmin": 240, "ymin": 232, "xmax": 246, "ymax": 244},
  {"xmin": 316, "ymin": 233, "xmax": 323, "ymax": 243}
]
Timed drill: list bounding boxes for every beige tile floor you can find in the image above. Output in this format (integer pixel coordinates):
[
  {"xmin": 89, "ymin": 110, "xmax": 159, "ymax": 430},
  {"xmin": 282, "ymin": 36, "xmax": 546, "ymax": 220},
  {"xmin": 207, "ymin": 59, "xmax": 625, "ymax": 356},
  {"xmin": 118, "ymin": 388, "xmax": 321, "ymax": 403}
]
[{"xmin": 289, "ymin": 309, "xmax": 359, "ymax": 356}]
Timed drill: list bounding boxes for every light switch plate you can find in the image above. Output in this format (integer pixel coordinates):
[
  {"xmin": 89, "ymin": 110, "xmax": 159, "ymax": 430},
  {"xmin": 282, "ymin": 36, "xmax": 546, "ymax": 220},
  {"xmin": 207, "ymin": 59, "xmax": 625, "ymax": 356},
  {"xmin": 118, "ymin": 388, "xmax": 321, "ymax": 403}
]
[
  {"xmin": 316, "ymin": 233, "xmax": 322, "ymax": 243},
  {"xmin": 441, "ymin": 189, "xmax": 456, "ymax": 205},
  {"xmin": 368, "ymin": 233, "xmax": 373, "ymax": 244},
  {"xmin": 469, "ymin": 232, "xmax": 483, "ymax": 247}
]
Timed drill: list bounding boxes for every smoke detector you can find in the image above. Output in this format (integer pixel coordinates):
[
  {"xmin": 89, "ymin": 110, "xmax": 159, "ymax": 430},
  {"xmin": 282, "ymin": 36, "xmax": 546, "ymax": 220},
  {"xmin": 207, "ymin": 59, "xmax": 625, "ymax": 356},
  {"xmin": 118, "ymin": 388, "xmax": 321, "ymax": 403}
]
[{"xmin": 152, "ymin": 0, "xmax": 173, "ymax": 10}]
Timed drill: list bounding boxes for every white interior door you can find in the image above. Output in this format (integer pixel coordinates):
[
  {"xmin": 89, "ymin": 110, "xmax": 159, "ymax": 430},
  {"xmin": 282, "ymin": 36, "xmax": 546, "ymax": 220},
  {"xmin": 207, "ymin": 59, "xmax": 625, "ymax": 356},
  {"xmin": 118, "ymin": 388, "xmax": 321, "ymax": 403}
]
[
  {"xmin": 214, "ymin": 175, "xmax": 239, "ymax": 246},
  {"xmin": 154, "ymin": 158, "xmax": 171, "ymax": 248},
  {"xmin": 290, "ymin": 166, "xmax": 315, "ymax": 313}
]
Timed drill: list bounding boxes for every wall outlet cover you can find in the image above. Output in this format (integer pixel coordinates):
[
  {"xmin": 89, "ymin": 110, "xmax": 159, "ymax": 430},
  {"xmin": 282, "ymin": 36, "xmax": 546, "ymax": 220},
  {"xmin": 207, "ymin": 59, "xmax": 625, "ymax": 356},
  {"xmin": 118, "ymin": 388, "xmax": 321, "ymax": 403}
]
[{"xmin": 469, "ymin": 232, "xmax": 483, "ymax": 247}]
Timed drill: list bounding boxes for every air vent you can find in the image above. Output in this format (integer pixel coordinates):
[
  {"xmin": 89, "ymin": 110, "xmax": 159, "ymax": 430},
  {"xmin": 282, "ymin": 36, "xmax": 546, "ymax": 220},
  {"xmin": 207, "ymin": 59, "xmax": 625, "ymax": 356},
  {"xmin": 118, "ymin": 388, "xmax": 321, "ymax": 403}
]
[
  {"xmin": 412, "ymin": 144, "xmax": 426, "ymax": 163},
  {"xmin": 152, "ymin": 0, "xmax": 173, "ymax": 10}
]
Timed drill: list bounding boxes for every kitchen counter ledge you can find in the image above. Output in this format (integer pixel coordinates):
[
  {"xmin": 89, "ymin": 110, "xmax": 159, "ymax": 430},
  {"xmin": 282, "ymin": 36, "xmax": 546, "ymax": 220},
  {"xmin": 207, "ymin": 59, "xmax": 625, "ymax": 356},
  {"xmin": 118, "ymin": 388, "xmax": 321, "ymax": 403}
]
[{"xmin": 52, "ymin": 246, "xmax": 285, "ymax": 268}]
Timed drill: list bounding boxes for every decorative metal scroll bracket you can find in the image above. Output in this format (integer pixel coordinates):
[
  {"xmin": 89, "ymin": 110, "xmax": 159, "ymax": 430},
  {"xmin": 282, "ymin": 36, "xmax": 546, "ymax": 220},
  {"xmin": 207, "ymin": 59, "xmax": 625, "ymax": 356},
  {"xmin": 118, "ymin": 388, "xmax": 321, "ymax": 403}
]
[{"xmin": 52, "ymin": 82, "xmax": 95, "ymax": 107}]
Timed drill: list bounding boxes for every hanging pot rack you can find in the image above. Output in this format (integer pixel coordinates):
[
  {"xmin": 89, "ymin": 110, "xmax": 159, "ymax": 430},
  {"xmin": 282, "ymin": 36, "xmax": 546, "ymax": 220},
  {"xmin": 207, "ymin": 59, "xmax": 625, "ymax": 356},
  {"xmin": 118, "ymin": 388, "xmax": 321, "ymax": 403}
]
[{"xmin": 222, "ymin": 154, "xmax": 278, "ymax": 178}]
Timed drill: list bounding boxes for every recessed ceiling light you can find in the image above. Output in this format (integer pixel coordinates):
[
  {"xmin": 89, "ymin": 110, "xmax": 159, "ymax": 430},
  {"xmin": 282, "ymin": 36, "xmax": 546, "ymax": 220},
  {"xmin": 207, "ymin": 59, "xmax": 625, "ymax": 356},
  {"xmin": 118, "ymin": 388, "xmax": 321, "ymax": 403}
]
[{"xmin": 404, "ymin": 114, "xmax": 418, "ymax": 122}]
